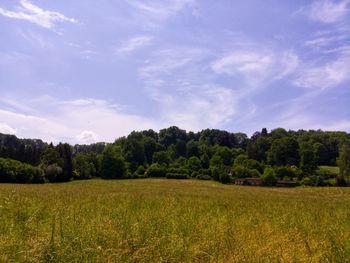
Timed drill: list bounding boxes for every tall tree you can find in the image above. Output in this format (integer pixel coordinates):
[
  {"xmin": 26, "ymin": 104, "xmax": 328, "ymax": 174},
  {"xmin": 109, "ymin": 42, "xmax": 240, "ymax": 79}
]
[
  {"xmin": 100, "ymin": 145, "xmax": 126, "ymax": 179},
  {"xmin": 338, "ymin": 143, "xmax": 350, "ymax": 184}
]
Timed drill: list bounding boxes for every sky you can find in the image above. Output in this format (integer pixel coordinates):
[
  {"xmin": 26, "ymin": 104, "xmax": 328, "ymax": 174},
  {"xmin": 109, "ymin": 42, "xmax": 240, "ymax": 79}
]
[{"xmin": 0, "ymin": 0, "xmax": 349, "ymax": 144}]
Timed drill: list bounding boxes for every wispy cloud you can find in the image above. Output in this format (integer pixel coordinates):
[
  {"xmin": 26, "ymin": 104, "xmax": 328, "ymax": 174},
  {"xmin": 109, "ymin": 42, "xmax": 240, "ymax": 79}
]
[
  {"xmin": 308, "ymin": 0, "xmax": 349, "ymax": 23},
  {"xmin": 138, "ymin": 47, "xmax": 242, "ymax": 130},
  {"xmin": 0, "ymin": 0, "xmax": 77, "ymax": 29},
  {"xmin": 125, "ymin": 0, "xmax": 194, "ymax": 20},
  {"xmin": 0, "ymin": 96, "xmax": 161, "ymax": 144},
  {"xmin": 294, "ymin": 46, "xmax": 350, "ymax": 89},
  {"xmin": 124, "ymin": 0, "xmax": 194, "ymax": 29},
  {"xmin": 211, "ymin": 49, "xmax": 299, "ymax": 88},
  {"xmin": 116, "ymin": 36, "xmax": 153, "ymax": 55}
]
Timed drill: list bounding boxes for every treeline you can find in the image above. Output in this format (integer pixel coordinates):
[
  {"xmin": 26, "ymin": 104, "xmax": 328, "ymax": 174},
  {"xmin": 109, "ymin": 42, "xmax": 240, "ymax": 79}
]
[{"xmin": 0, "ymin": 127, "xmax": 350, "ymax": 186}]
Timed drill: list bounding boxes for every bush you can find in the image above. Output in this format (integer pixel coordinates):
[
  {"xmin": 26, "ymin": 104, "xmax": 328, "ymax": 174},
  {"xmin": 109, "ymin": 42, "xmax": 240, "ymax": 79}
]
[
  {"xmin": 192, "ymin": 169, "xmax": 212, "ymax": 180},
  {"xmin": 262, "ymin": 167, "xmax": 277, "ymax": 186},
  {"xmin": 274, "ymin": 166, "xmax": 298, "ymax": 180},
  {"xmin": 211, "ymin": 166, "xmax": 231, "ymax": 184},
  {"xmin": 146, "ymin": 164, "xmax": 167, "ymax": 177},
  {"xmin": 0, "ymin": 157, "xmax": 45, "ymax": 184},
  {"xmin": 166, "ymin": 173, "xmax": 188, "ymax": 179},
  {"xmin": 245, "ymin": 159, "xmax": 265, "ymax": 174},
  {"xmin": 133, "ymin": 165, "xmax": 147, "ymax": 178},
  {"xmin": 300, "ymin": 177, "xmax": 314, "ymax": 186},
  {"xmin": 231, "ymin": 166, "xmax": 260, "ymax": 178},
  {"xmin": 45, "ymin": 164, "xmax": 63, "ymax": 182},
  {"xmin": 167, "ymin": 167, "xmax": 189, "ymax": 175},
  {"xmin": 196, "ymin": 174, "xmax": 212, "ymax": 180}
]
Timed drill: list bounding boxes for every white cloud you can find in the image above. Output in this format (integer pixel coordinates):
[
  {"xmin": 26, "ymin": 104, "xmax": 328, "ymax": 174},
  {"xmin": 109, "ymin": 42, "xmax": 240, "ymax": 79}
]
[
  {"xmin": 117, "ymin": 36, "xmax": 153, "ymax": 55},
  {"xmin": 0, "ymin": 0, "xmax": 77, "ymax": 29},
  {"xmin": 138, "ymin": 47, "xmax": 240, "ymax": 131},
  {"xmin": 0, "ymin": 97, "xmax": 160, "ymax": 144},
  {"xmin": 211, "ymin": 50, "xmax": 299, "ymax": 87},
  {"xmin": 125, "ymin": 0, "xmax": 194, "ymax": 20},
  {"xmin": 278, "ymin": 114, "xmax": 350, "ymax": 132},
  {"xmin": 124, "ymin": 0, "xmax": 194, "ymax": 29},
  {"xmin": 159, "ymin": 85, "xmax": 237, "ymax": 131},
  {"xmin": 294, "ymin": 46, "xmax": 350, "ymax": 89},
  {"xmin": 0, "ymin": 123, "xmax": 17, "ymax": 135},
  {"xmin": 77, "ymin": 131, "xmax": 98, "ymax": 144},
  {"xmin": 309, "ymin": 0, "xmax": 349, "ymax": 23}
]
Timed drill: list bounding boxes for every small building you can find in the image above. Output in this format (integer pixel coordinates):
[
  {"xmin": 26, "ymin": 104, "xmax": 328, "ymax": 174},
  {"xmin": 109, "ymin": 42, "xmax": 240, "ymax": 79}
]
[
  {"xmin": 234, "ymin": 177, "xmax": 263, "ymax": 186},
  {"xmin": 234, "ymin": 178, "xmax": 246, "ymax": 185},
  {"xmin": 246, "ymin": 177, "xmax": 263, "ymax": 186},
  {"xmin": 276, "ymin": 180, "xmax": 297, "ymax": 187}
]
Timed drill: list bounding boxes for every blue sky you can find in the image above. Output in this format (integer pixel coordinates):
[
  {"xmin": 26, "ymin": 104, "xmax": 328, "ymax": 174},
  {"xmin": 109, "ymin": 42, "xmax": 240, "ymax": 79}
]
[{"xmin": 0, "ymin": 0, "xmax": 349, "ymax": 144}]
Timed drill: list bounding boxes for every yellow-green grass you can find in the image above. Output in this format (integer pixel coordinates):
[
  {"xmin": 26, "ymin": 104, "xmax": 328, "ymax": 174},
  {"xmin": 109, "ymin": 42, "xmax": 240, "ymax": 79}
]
[{"xmin": 1, "ymin": 179, "xmax": 350, "ymax": 262}]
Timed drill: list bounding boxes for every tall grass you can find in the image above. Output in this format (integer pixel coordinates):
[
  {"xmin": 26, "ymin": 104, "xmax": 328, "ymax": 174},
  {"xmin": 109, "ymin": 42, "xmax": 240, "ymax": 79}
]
[{"xmin": 0, "ymin": 179, "xmax": 350, "ymax": 262}]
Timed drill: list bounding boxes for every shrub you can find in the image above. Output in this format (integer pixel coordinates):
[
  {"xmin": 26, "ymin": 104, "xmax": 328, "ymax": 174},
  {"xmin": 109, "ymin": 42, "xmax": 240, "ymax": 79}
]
[
  {"xmin": 133, "ymin": 165, "xmax": 146, "ymax": 178},
  {"xmin": 196, "ymin": 174, "xmax": 212, "ymax": 180},
  {"xmin": 249, "ymin": 169, "xmax": 261, "ymax": 178},
  {"xmin": 274, "ymin": 166, "xmax": 298, "ymax": 180},
  {"xmin": 166, "ymin": 173, "xmax": 188, "ymax": 179},
  {"xmin": 167, "ymin": 167, "xmax": 189, "ymax": 175},
  {"xmin": 245, "ymin": 159, "xmax": 265, "ymax": 174},
  {"xmin": 146, "ymin": 164, "xmax": 167, "ymax": 177},
  {"xmin": 231, "ymin": 166, "xmax": 252, "ymax": 178},
  {"xmin": 0, "ymin": 157, "xmax": 45, "ymax": 184},
  {"xmin": 300, "ymin": 177, "xmax": 314, "ymax": 186},
  {"xmin": 262, "ymin": 167, "xmax": 277, "ymax": 186}
]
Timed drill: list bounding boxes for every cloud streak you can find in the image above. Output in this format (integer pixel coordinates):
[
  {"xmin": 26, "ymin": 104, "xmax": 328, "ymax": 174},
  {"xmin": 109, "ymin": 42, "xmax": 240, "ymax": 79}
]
[
  {"xmin": 308, "ymin": 0, "xmax": 350, "ymax": 23},
  {"xmin": 0, "ymin": 0, "xmax": 77, "ymax": 29},
  {"xmin": 116, "ymin": 36, "xmax": 153, "ymax": 55}
]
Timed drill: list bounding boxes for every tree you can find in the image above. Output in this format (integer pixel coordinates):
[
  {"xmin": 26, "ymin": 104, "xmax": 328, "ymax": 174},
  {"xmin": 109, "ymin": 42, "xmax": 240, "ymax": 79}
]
[
  {"xmin": 186, "ymin": 140, "xmax": 199, "ymax": 157},
  {"xmin": 338, "ymin": 143, "xmax": 350, "ymax": 184},
  {"xmin": 100, "ymin": 145, "xmax": 126, "ymax": 179},
  {"xmin": 213, "ymin": 146, "xmax": 234, "ymax": 166},
  {"xmin": 262, "ymin": 167, "xmax": 277, "ymax": 186},
  {"xmin": 187, "ymin": 156, "xmax": 201, "ymax": 173},
  {"xmin": 56, "ymin": 143, "xmax": 73, "ymax": 182},
  {"xmin": 74, "ymin": 153, "xmax": 96, "ymax": 179},
  {"xmin": 153, "ymin": 151, "xmax": 171, "ymax": 165},
  {"xmin": 159, "ymin": 126, "xmax": 187, "ymax": 147},
  {"xmin": 200, "ymin": 153, "xmax": 210, "ymax": 169},
  {"xmin": 299, "ymin": 142, "xmax": 317, "ymax": 175},
  {"xmin": 267, "ymin": 137, "xmax": 299, "ymax": 166},
  {"xmin": 123, "ymin": 132, "xmax": 145, "ymax": 171},
  {"xmin": 210, "ymin": 155, "xmax": 223, "ymax": 168}
]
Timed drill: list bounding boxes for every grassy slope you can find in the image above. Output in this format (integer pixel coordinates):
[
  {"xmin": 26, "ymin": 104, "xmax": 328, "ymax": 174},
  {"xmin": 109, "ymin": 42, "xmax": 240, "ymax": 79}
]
[{"xmin": 0, "ymin": 179, "xmax": 350, "ymax": 262}]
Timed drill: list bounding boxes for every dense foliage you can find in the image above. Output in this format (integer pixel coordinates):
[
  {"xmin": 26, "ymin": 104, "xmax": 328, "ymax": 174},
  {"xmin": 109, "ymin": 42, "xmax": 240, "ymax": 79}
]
[{"xmin": 0, "ymin": 126, "xmax": 350, "ymax": 186}]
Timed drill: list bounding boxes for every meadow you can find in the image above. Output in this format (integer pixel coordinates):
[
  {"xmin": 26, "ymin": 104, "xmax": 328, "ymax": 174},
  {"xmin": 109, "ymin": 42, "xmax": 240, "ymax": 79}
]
[{"xmin": 0, "ymin": 179, "xmax": 350, "ymax": 262}]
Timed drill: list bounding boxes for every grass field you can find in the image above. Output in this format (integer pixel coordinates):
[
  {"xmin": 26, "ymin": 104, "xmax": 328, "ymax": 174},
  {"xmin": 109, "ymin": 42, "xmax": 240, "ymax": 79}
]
[{"xmin": 1, "ymin": 179, "xmax": 350, "ymax": 262}]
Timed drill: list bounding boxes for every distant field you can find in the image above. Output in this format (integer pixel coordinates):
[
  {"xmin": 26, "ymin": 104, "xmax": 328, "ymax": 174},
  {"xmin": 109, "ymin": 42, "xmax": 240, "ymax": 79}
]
[{"xmin": 1, "ymin": 179, "xmax": 350, "ymax": 262}]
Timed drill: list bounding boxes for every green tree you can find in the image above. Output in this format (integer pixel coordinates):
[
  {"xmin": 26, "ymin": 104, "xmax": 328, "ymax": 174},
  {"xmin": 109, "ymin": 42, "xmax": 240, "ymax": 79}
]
[
  {"xmin": 338, "ymin": 143, "xmax": 350, "ymax": 184},
  {"xmin": 123, "ymin": 132, "xmax": 145, "ymax": 171},
  {"xmin": 299, "ymin": 142, "xmax": 317, "ymax": 175},
  {"xmin": 187, "ymin": 156, "xmax": 201, "ymax": 173},
  {"xmin": 56, "ymin": 143, "xmax": 73, "ymax": 182},
  {"xmin": 267, "ymin": 137, "xmax": 299, "ymax": 166},
  {"xmin": 262, "ymin": 167, "xmax": 277, "ymax": 186},
  {"xmin": 153, "ymin": 151, "xmax": 171, "ymax": 165},
  {"xmin": 100, "ymin": 145, "xmax": 126, "ymax": 179},
  {"xmin": 213, "ymin": 146, "xmax": 234, "ymax": 166},
  {"xmin": 74, "ymin": 153, "xmax": 96, "ymax": 179}
]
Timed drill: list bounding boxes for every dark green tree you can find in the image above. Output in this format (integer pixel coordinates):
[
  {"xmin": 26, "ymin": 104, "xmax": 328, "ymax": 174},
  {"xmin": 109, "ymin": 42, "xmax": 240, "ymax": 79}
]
[
  {"xmin": 100, "ymin": 145, "xmax": 126, "ymax": 179},
  {"xmin": 338, "ymin": 143, "xmax": 350, "ymax": 185}
]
